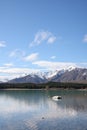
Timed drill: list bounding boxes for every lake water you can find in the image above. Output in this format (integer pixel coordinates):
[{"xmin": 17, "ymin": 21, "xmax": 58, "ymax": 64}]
[{"xmin": 0, "ymin": 89, "xmax": 87, "ymax": 130}]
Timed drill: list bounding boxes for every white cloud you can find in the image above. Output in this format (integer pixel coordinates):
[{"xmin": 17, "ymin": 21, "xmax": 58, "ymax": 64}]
[
  {"xmin": 47, "ymin": 36, "xmax": 56, "ymax": 44},
  {"xmin": 50, "ymin": 56, "xmax": 56, "ymax": 59},
  {"xmin": 0, "ymin": 41, "xmax": 6, "ymax": 47},
  {"xmin": 0, "ymin": 67, "xmax": 41, "ymax": 81},
  {"xmin": 24, "ymin": 53, "xmax": 39, "ymax": 62},
  {"xmin": 4, "ymin": 63, "xmax": 14, "ymax": 67},
  {"xmin": 83, "ymin": 34, "xmax": 87, "ymax": 42},
  {"xmin": 0, "ymin": 68, "xmax": 39, "ymax": 74},
  {"xmin": 9, "ymin": 49, "xmax": 25, "ymax": 58},
  {"xmin": 29, "ymin": 30, "xmax": 56, "ymax": 47},
  {"xmin": 33, "ymin": 61, "xmax": 78, "ymax": 70}
]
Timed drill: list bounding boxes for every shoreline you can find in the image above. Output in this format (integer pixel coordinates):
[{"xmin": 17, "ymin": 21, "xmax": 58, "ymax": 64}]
[{"xmin": 1, "ymin": 88, "xmax": 87, "ymax": 91}]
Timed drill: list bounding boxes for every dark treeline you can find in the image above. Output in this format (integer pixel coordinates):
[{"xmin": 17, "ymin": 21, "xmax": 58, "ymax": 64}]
[{"xmin": 0, "ymin": 82, "xmax": 87, "ymax": 89}]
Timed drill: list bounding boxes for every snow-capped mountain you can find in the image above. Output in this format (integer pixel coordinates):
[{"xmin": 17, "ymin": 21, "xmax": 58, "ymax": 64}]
[
  {"xmin": 9, "ymin": 66, "xmax": 87, "ymax": 83},
  {"xmin": 30, "ymin": 65, "xmax": 77, "ymax": 79},
  {"xmin": 7, "ymin": 65, "xmax": 87, "ymax": 83}
]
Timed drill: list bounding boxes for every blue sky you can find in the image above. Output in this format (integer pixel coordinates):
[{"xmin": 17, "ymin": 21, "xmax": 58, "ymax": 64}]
[{"xmin": 0, "ymin": 0, "xmax": 87, "ymax": 81}]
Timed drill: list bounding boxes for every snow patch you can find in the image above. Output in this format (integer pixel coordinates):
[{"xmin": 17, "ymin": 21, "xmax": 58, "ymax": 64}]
[{"xmin": 82, "ymin": 72, "xmax": 87, "ymax": 76}]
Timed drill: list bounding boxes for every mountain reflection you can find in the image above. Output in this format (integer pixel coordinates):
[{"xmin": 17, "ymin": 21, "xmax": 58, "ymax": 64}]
[{"xmin": 0, "ymin": 90, "xmax": 87, "ymax": 119}]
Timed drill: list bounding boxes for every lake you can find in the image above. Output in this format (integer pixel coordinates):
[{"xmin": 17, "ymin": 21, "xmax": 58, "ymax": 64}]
[{"xmin": 0, "ymin": 89, "xmax": 87, "ymax": 130}]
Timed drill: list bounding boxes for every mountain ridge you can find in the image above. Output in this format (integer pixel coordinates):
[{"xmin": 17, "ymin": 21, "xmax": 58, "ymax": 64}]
[{"xmin": 8, "ymin": 67, "xmax": 87, "ymax": 84}]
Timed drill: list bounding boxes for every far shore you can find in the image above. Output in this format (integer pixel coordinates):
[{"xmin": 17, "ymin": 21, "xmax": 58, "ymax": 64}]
[
  {"xmin": 0, "ymin": 82, "xmax": 87, "ymax": 90},
  {"xmin": 1, "ymin": 88, "xmax": 87, "ymax": 91}
]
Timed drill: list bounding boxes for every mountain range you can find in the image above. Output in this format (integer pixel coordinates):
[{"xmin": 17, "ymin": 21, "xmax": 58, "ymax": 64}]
[{"xmin": 8, "ymin": 66, "xmax": 87, "ymax": 84}]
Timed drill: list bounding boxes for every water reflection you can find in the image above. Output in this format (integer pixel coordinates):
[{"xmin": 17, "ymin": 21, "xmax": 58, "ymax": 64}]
[{"xmin": 0, "ymin": 90, "xmax": 87, "ymax": 130}]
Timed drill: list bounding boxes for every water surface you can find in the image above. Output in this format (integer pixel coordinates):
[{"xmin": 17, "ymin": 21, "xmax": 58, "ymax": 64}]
[{"xmin": 0, "ymin": 89, "xmax": 87, "ymax": 130}]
